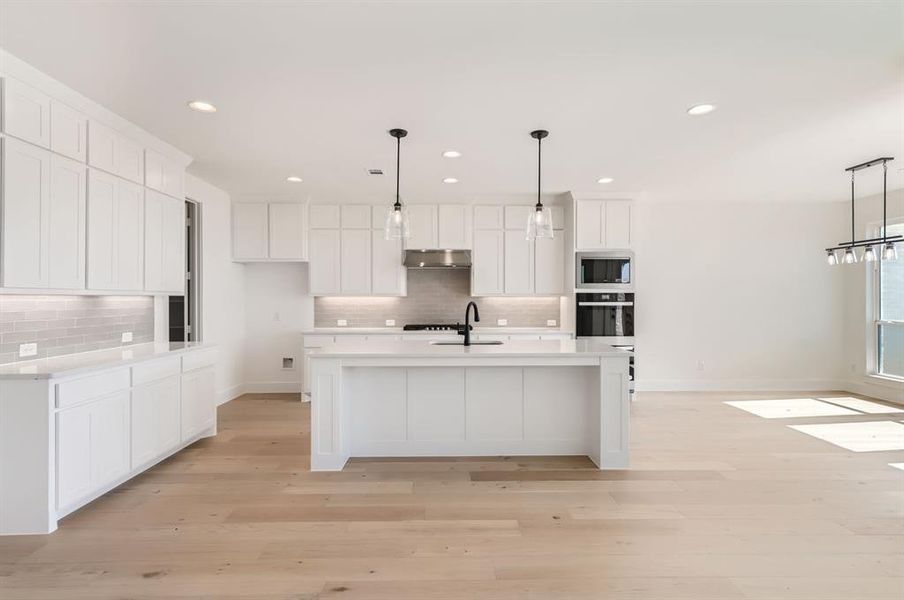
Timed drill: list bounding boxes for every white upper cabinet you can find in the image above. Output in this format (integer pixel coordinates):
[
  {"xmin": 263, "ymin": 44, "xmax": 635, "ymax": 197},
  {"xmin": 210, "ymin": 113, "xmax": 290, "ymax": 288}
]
[
  {"xmin": 575, "ymin": 199, "xmax": 632, "ymax": 249},
  {"xmin": 144, "ymin": 149, "xmax": 185, "ymax": 199},
  {"xmin": 88, "ymin": 121, "xmax": 144, "ymax": 183},
  {"xmin": 472, "ymin": 229, "xmax": 504, "ymax": 296},
  {"xmin": 144, "ymin": 190, "xmax": 185, "ymax": 294},
  {"xmin": 340, "ymin": 229, "xmax": 371, "ymax": 294},
  {"xmin": 232, "ymin": 203, "xmax": 269, "ymax": 260},
  {"xmin": 268, "ymin": 203, "xmax": 307, "ymax": 260},
  {"xmin": 48, "ymin": 154, "xmax": 87, "ymax": 290},
  {"xmin": 1, "ymin": 138, "xmax": 50, "ymax": 288},
  {"xmin": 308, "ymin": 228, "xmax": 341, "ymax": 295},
  {"xmin": 474, "ymin": 205, "xmax": 504, "ymax": 230},
  {"xmin": 438, "ymin": 205, "xmax": 471, "ymax": 249},
  {"xmin": 87, "ymin": 170, "xmax": 144, "ymax": 291},
  {"xmin": 309, "ymin": 204, "xmax": 340, "ymax": 228},
  {"xmin": 534, "ymin": 234, "xmax": 565, "ymax": 295},
  {"xmin": 504, "ymin": 230, "xmax": 534, "ymax": 294},
  {"xmin": 372, "ymin": 231, "xmax": 405, "ymax": 296},
  {"xmin": 406, "ymin": 205, "xmax": 438, "ymax": 249},
  {"xmin": 341, "ymin": 205, "xmax": 371, "ymax": 229},
  {"xmin": 2, "ymin": 77, "xmax": 51, "ymax": 148},
  {"xmin": 50, "ymin": 100, "xmax": 87, "ymax": 162}
]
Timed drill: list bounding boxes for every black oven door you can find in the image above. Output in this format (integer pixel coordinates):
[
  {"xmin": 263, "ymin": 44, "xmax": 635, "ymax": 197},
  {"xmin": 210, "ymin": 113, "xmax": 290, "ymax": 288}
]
[{"xmin": 576, "ymin": 293, "xmax": 634, "ymax": 337}]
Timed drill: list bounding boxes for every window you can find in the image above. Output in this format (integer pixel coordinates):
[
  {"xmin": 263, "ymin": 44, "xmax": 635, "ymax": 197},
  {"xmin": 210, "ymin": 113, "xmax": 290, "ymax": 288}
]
[{"xmin": 875, "ymin": 222, "xmax": 903, "ymax": 378}]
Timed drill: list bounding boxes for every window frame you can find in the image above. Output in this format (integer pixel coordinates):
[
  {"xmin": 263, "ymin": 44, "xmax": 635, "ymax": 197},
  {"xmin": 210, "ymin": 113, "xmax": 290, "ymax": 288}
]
[{"xmin": 867, "ymin": 217, "xmax": 904, "ymax": 382}]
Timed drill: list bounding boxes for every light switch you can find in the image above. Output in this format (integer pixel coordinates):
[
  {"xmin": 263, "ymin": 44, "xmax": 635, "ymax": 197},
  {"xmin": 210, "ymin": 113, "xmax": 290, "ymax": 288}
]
[
  {"xmin": 121, "ymin": 331, "xmax": 133, "ymax": 343},
  {"xmin": 385, "ymin": 319, "xmax": 396, "ymax": 327},
  {"xmin": 19, "ymin": 343, "xmax": 37, "ymax": 358},
  {"xmin": 337, "ymin": 319, "xmax": 348, "ymax": 327},
  {"xmin": 547, "ymin": 319, "xmax": 557, "ymax": 327},
  {"xmin": 497, "ymin": 319, "xmax": 508, "ymax": 326}
]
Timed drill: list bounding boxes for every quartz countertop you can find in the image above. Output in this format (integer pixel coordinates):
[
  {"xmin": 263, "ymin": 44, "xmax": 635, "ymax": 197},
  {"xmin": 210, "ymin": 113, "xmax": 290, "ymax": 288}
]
[
  {"xmin": 309, "ymin": 338, "xmax": 628, "ymax": 359},
  {"xmin": 0, "ymin": 342, "xmax": 213, "ymax": 380},
  {"xmin": 302, "ymin": 327, "xmax": 571, "ymax": 335}
]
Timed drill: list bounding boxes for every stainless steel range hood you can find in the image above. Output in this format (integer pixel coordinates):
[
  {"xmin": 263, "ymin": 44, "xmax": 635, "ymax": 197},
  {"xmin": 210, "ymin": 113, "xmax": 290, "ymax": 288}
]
[{"xmin": 404, "ymin": 249, "xmax": 471, "ymax": 269}]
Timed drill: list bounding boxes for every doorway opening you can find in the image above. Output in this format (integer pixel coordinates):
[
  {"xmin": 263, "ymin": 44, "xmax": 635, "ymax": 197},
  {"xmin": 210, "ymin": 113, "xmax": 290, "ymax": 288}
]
[{"xmin": 169, "ymin": 200, "xmax": 201, "ymax": 342}]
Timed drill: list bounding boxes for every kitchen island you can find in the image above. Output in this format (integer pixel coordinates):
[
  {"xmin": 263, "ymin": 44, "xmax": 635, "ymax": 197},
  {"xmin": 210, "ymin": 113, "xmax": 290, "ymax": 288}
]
[{"xmin": 307, "ymin": 339, "xmax": 631, "ymax": 471}]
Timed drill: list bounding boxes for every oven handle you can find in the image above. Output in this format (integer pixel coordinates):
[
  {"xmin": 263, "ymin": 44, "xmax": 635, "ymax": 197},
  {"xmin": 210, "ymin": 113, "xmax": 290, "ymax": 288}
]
[{"xmin": 578, "ymin": 301, "xmax": 633, "ymax": 307}]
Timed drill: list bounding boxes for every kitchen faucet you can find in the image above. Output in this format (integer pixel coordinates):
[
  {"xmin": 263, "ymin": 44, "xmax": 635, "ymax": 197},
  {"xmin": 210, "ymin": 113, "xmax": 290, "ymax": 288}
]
[{"xmin": 461, "ymin": 301, "xmax": 480, "ymax": 346}]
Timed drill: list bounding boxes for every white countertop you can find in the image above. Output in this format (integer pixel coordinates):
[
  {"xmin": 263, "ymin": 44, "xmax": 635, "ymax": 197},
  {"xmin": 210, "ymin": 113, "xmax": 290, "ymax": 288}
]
[
  {"xmin": 309, "ymin": 338, "xmax": 628, "ymax": 359},
  {"xmin": 303, "ymin": 327, "xmax": 571, "ymax": 335},
  {"xmin": 0, "ymin": 342, "xmax": 212, "ymax": 380}
]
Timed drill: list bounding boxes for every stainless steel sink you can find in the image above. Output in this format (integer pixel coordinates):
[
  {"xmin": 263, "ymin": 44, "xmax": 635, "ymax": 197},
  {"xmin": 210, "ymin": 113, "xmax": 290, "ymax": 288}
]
[{"xmin": 429, "ymin": 340, "xmax": 504, "ymax": 346}]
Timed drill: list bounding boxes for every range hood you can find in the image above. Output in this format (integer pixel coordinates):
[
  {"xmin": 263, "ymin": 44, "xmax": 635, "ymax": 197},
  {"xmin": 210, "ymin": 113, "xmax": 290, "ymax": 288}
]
[{"xmin": 404, "ymin": 249, "xmax": 471, "ymax": 269}]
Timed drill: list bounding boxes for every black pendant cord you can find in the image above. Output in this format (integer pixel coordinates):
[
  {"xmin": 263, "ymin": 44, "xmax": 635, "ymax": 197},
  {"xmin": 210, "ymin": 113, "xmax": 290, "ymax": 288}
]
[
  {"xmin": 395, "ymin": 134, "xmax": 401, "ymax": 210},
  {"xmin": 882, "ymin": 161, "xmax": 887, "ymax": 242},
  {"xmin": 850, "ymin": 170, "xmax": 855, "ymax": 245},
  {"xmin": 536, "ymin": 135, "xmax": 542, "ymax": 210}
]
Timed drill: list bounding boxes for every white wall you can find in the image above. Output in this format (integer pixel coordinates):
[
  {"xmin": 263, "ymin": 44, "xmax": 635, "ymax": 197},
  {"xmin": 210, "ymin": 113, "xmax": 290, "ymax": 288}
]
[
  {"xmin": 840, "ymin": 188, "xmax": 904, "ymax": 403},
  {"xmin": 243, "ymin": 263, "xmax": 314, "ymax": 393},
  {"xmin": 186, "ymin": 174, "xmax": 246, "ymax": 405},
  {"xmin": 633, "ymin": 200, "xmax": 847, "ymax": 391}
]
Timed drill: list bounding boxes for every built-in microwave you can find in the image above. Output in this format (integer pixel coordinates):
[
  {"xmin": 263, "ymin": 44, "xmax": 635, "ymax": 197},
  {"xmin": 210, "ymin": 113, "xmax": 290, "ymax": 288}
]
[{"xmin": 576, "ymin": 252, "xmax": 633, "ymax": 291}]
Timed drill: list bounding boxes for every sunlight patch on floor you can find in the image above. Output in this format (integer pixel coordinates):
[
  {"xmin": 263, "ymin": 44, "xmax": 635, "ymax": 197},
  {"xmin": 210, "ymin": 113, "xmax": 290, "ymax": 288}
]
[
  {"xmin": 816, "ymin": 397, "xmax": 904, "ymax": 414},
  {"xmin": 789, "ymin": 421, "xmax": 904, "ymax": 452},
  {"xmin": 724, "ymin": 399, "xmax": 859, "ymax": 419}
]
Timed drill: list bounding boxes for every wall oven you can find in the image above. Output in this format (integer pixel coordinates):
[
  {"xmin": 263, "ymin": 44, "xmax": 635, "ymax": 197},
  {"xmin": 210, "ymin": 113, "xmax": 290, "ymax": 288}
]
[
  {"xmin": 576, "ymin": 292, "xmax": 635, "ymax": 394},
  {"xmin": 576, "ymin": 252, "xmax": 633, "ymax": 291}
]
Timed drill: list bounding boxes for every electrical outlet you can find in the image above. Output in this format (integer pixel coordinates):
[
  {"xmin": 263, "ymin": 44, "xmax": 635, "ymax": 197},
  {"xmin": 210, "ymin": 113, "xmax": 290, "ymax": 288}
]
[
  {"xmin": 385, "ymin": 319, "xmax": 396, "ymax": 327},
  {"xmin": 696, "ymin": 360, "xmax": 705, "ymax": 371},
  {"xmin": 497, "ymin": 318, "xmax": 508, "ymax": 326},
  {"xmin": 337, "ymin": 319, "xmax": 347, "ymax": 327},
  {"xmin": 19, "ymin": 343, "xmax": 37, "ymax": 358},
  {"xmin": 547, "ymin": 319, "xmax": 557, "ymax": 327},
  {"xmin": 273, "ymin": 312, "xmax": 281, "ymax": 322},
  {"xmin": 121, "ymin": 331, "xmax": 133, "ymax": 343}
]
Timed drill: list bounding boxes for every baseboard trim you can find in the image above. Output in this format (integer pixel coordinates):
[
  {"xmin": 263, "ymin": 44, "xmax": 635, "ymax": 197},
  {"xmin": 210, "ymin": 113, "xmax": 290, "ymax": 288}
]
[
  {"xmin": 216, "ymin": 383, "xmax": 245, "ymax": 406},
  {"xmin": 243, "ymin": 381, "xmax": 302, "ymax": 394},
  {"xmin": 635, "ymin": 379, "xmax": 848, "ymax": 393},
  {"xmin": 842, "ymin": 378, "xmax": 904, "ymax": 405}
]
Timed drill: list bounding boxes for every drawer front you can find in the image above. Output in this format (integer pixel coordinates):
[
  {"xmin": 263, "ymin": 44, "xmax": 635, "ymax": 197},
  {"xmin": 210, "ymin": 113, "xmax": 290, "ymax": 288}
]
[
  {"xmin": 303, "ymin": 335, "xmax": 335, "ymax": 348},
  {"xmin": 182, "ymin": 348, "xmax": 218, "ymax": 372},
  {"xmin": 56, "ymin": 368, "xmax": 130, "ymax": 409},
  {"xmin": 132, "ymin": 356, "xmax": 181, "ymax": 386}
]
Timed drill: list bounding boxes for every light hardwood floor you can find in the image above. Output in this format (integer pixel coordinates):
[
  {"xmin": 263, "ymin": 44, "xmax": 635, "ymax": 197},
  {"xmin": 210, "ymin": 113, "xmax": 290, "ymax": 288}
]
[{"xmin": 1, "ymin": 391, "xmax": 902, "ymax": 599}]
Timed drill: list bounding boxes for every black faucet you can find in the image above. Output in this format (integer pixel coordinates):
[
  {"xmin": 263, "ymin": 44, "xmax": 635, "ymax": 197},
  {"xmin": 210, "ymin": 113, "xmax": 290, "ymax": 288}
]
[{"xmin": 462, "ymin": 301, "xmax": 480, "ymax": 346}]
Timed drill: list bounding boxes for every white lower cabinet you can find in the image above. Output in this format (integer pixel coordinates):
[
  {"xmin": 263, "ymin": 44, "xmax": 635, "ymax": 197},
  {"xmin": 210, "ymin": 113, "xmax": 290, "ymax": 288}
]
[
  {"xmin": 181, "ymin": 366, "xmax": 216, "ymax": 442},
  {"xmin": 56, "ymin": 391, "xmax": 130, "ymax": 511},
  {"xmin": 131, "ymin": 375, "xmax": 181, "ymax": 469}
]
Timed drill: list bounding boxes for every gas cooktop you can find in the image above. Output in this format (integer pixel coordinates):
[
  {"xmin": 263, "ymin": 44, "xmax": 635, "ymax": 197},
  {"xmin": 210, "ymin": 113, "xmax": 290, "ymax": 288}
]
[{"xmin": 402, "ymin": 323, "xmax": 468, "ymax": 331}]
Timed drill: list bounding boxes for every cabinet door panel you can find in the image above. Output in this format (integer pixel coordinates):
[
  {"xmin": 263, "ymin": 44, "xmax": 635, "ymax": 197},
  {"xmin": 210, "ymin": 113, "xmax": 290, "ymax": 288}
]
[
  {"xmin": 56, "ymin": 404, "xmax": 91, "ymax": 509},
  {"xmin": 604, "ymin": 201, "xmax": 632, "ymax": 249},
  {"xmin": 3, "ymin": 78, "xmax": 50, "ymax": 147},
  {"xmin": 162, "ymin": 196, "xmax": 186, "ymax": 293},
  {"xmin": 438, "ymin": 205, "xmax": 470, "ymax": 249},
  {"xmin": 472, "ymin": 229, "xmax": 504, "ymax": 295},
  {"xmin": 504, "ymin": 205, "xmax": 531, "ymax": 230},
  {"xmin": 473, "ymin": 205, "xmax": 503, "ymax": 230},
  {"xmin": 341, "ymin": 205, "xmax": 371, "ymax": 229},
  {"xmin": 309, "ymin": 204, "xmax": 340, "ymax": 228},
  {"xmin": 575, "ymin": 200, "xmax": 604, "ymax": 249},
  {"xmin": 405, "ymin": 205, "xmax": 437, "ymax": 249},
  {"xmin": 181, "ymin": 367, "xmax": 216, "ymax": 441},
  {"xmin": 87, "ymin": 170, "xmax": 117, "ymax": 290},
  {"xmin": 371, "ymin": 230, "xmax": 404, "ymax": 295},
  {"xmin": 269, "ymin": 203, "xmax": 306, "ymax": 259},
  {"xmin": 535, "ymin": 234, "xmax": 565, "ymax": 295},
  {"xmin": 131, "ymin": 375, "xmax": 181, "ymax": 469},
  {"xmin": 504, "ymin": 230, "xmax": 533, "ymax": 294},
  {"xmin": 48, "ymin": 154, "xmax": 87, "ymax": 289},
  {"xmin": 144, "ymin": 149, "xmax": 184, "ymax": 199},
  {"xmin": 232, "ymin": 203, "xmax": 269, "ymax": 260},
  {"xmin": 50, "ymin": 100, "xmax": 87, "ymax": 162},
  {"xmin": 89, "ymin": 392, "xmax": 131, "ymax": 490},
  {"xmin": 114, "ymin": 181, "xmax": 144, "ymax": 291},
  {"xmin": 308, "ymin": 228, "xmax": 341, "ymax": 295},
  {"xmin": 340, "ymin": 229, "xmax": 371, "ymax": 294},
  {"xmin": 87, "ymin": 121, "xmax": 116, "ymax": 174},
  {"xmin": 114, "ymin": 135, "xmax": 144, "ymax": 184},
  {"xmin": 2, "ymin": 138, "xmax": 50, "ymax": 288}
]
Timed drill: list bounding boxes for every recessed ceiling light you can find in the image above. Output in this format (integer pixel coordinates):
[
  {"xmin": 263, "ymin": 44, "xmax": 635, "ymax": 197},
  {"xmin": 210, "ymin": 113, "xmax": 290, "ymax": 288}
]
[
  {"xmin": 187, "ymin": 100, "xmax": 217, "ymax": 113},
  {"xmin": 442, "ymin": 150, "xmax": 461, "ymax": 158},
  {"xmin": 442, "ymin": 177, "xmax": 459, "ymax": 184},
  {"xmin": 687, "ymin": 103, "xmax": 716, "ymax": 116},
  {"xmin": 597, "ymin": 177, "xmax": 614, "ymax": 184},
  {"xmin": 285, "ymin": 176, "xmax": 303, "ymax": 183}
]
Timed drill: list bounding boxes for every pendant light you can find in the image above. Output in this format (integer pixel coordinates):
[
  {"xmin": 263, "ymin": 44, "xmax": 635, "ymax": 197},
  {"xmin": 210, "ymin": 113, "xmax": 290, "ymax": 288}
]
[
  {"xmin": 825, "ymin": 157, "xmax": 901, "ymax": 265},
  {"xmin": 526, "ymin": 129, "xmax": 554, "ymax": 240},
  {"xmin": 384, "ymin": 128, "xmax": 410, "ymax": 240}
]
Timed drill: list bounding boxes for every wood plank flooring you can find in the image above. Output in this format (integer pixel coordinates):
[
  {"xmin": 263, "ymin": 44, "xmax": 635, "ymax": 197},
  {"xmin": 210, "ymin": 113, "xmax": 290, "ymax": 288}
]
[{"xmin": 1, "ymin": 391, "xmax": 902, "ymax": 599}]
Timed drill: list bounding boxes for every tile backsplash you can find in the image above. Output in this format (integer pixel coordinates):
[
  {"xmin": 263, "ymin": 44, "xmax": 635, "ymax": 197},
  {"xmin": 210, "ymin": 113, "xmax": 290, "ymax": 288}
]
[
  {"xmin": 0, "ymin": 295, "xmax": 154, "ymax": 364},
  {"xmin": 314, "ymin": 269, "xmax": 561, "ymax": 328}
]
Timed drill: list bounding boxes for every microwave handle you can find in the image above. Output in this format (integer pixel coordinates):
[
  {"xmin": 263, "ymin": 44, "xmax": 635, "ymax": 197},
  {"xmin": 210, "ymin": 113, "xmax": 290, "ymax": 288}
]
[{"xmin": 578, "ymin": 301, "xmax": 633, "ymax": 307}]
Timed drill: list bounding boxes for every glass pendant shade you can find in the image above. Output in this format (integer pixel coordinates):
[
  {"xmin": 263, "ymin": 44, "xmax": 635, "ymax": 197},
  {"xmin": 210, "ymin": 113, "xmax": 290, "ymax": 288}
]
[
  {"xmin": 883, "ymin": 242, "xmax": 898, "ymax": 261},
  {"xmin": 862, "ymin": 245, "xmax": 877, "ymax": 262},
  {"xmin": 384, "ymin": 204, "xmax": 410, "ymax": 240},
  {"xmin": 526, "ymin": 206, "xmax": 554, "ymax": 240},
  {"xmin": 826, "ymin": 250, "xmax": 838, "ymax": 266},
  {"xmin": 842, "ymin": 247, "xmax": 858, "ymax": 264}
]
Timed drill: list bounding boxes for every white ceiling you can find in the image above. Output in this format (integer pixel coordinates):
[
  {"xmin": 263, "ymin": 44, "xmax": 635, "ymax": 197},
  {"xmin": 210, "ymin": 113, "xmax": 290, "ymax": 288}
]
[{"xmin": 1, "ymin": 1, "xmax": 902, "ymax": 203}]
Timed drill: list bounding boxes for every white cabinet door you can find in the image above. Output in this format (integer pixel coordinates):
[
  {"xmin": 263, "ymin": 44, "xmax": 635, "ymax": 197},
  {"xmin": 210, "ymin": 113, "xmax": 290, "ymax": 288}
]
[
  {"xmin": 604, "ymin": 200, "xmax": 632, "ymax": 249},
  {"xmin": 48, "ymin": 154, "xmax": 87, "ymax": 289},
  {"xmin": 115, "ymin": 136, "xmax": 144, "ymax": 184},
  {"xmin": 2, "ymin": 77, "xmax": 50, "ymax": 148},
  {"xmin": 88, "ymin": 121, "xmax": 143, "ymax": 183},
  {"xmin": 181, "ymin": 367, "xmax": 216, "ymax": 441},
  {"xmin": 504, "ymin": 230, "xmax": 534, "ymax": 294},
  {"xmin": 309, "ymin": 204, "xmax": 340, "ymax": 228},
  {"xmin": 534, "ymin": 234, "xmax": 565, "ymax": 295},
  {"xmin": 504, "ymin": 205, "xmax": 531, "ymax": 230},
  {"xmin": 56, "ymin": 391, "xmax": 130, "ymax": 510},
  {"xmin": 50, "ymin": 100, "xmax": 87, "ymax": 162},
  {"xmin": 340, "ymin": 228, "xmax": 371, "ymax": 294},
  {"xmin": 1, "ymin": 138, "xmax": 50, "ymax": 288},
  {"xmin": 232, "ymin": 203, "xmax": 269, "ymax": 260},
  {"xmin": 575, "ymin": 200, "xmax": 604, "ymax": 249},
  {"xmin": 87, "ymin": 169, "xmax": 117, "ymax": 290},
  {"xmin": 341, "ymin": 205, "xmax": 371, "ymax": 229},
  {"xmin": 472, "ymin": 229, "xmax": 504, "ymax": 295},
  {"xmin": 268, "ymin": 203, "xmax": 306, "ymax": 260},
  {"xmin": 308, "ymin": 228, "xmax": 341, "ymax": 295},
  {"xmin": 473, "ymin": 205, "xmax": 503, "ymax": 230},
  {"xmin": 406, "ymin": 205, "xmax": 437, "ymax": 249},
  {"xmin": 371, "ymin": 230, "xmax": 405, "ymax": 295},
  {"xmin": 438, "ymin": 205, "xmax": 470, "ymax": 249},
  {"xmin": 144, "ymin": 149, "xmax": 184, "ymax": 199},
  {"xmin": 114, "ymin": 181, "xmax": 144, "ymax": 291},
  {"xmin": 144, "ymin": 190, "xmax": 185, "ymax": 293},
  {"xmin": 131, "ymin": 375, "xmax": 181, "ymax": 469}
]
